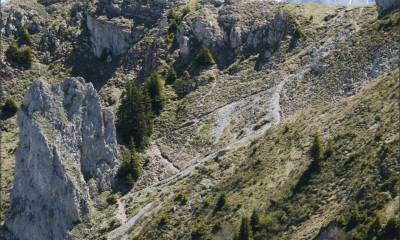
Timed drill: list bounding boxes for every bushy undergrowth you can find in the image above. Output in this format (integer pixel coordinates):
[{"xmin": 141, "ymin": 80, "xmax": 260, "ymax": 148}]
[{"xmin": 6, "ymin": 42, "xmax": 33, "ymax": 67}]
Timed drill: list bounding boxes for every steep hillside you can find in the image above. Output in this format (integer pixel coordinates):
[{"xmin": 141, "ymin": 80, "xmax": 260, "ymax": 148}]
[{"xmin": 0, "ymin": 0, "xmax": 399, "ymax": 239}]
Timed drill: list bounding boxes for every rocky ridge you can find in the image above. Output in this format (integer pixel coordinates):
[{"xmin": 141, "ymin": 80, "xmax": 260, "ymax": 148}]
[
  {"xmin": 5, "ymin": 78, "xmax": 119, "ymax": 240},
  {"xmin": 0, "ymin": 0, "xmax": 399, "ymax": 239}
]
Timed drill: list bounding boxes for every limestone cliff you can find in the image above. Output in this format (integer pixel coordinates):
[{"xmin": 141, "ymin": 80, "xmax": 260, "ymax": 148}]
[
  {"xmin": 5, "ymin": 78, "xmax": 119, "ymax": 240},
  {"xmin": 177, "ymin": 1, "xmax": 290, "ymax": 66},
  {"xmin": 86, "ymin": 14, "xmax": 137, "ymax": 58}
]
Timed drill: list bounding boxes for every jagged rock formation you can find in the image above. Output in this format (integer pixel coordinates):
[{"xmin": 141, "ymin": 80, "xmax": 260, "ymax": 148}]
[
  {"xmin": 5, "ymin": 78, "xmax": 119, "ymax": 240},
  {"xmin": 1, "ymin": 5, "xmax": 43, "ymax": 36},
  {"xmin": 177, "ymin": 1, "xmax": 291, "ymax": 66},
  {"xmin": 376, "ymin": 0, "xmax": 400, "ymax": 16},
  {"xmin": 1, "ymin": 0, "xmax": 399, "ymax": 239}
]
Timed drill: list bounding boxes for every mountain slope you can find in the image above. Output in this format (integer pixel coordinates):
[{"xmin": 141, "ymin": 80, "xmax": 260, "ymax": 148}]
[{"xmin": 0, "ymin": 0, "xmax": 399, "ymax": 239}]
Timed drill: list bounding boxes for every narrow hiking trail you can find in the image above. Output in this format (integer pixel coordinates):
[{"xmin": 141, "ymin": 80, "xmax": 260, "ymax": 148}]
[
  {"xmin": 107, "ymin": 25, "xmax": 355, "ymax": 236},
  {"xmin": 107, "ymin": 76, "xmax": 292, "ymax": 240},
  {"xmin": 107, "ymin": 22, "xmax": 358, "ymax": 237}
]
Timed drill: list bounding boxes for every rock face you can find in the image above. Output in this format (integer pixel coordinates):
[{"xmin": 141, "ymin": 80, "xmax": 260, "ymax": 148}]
[
  {"xmin": 376, "ymin": 0, "xmax": 400, "ymax": 16},
  {"xmin": 6, "ymin": 78, "xmax": 119, "ymax": 240},
  {"xmin": 97, "ymin": 0, "xmax": 188, "ymax": 25},
  {"xmin": 177, "ymin": 1, "xmax": 290, "ymax": 66},
  {"xmin": 86, "ymin": 14, "xmax": 137, "ymax": 58}
]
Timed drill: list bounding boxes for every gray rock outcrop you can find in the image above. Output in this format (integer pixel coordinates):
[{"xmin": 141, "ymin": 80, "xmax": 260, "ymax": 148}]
[
  {"xmin": 176, "ymin": 1, "xmax": 290, "ymax": 66},
  {"xmin": 376, "ymin": 0, "xmax": 400, "ymax": 16},
  {"xmin": 6, "ymin": 78, "xmax": 119, "ymax": 240},
  {"xmin": 86, "ymin": 14, "xmax": 137, "ymax": 58}
]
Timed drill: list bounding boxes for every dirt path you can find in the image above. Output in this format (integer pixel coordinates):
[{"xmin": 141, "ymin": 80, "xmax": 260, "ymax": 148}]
[
  {"xmin": 108, "ymin": 202, "xmax": 155, "ymax": 240},
  {"xmin": 108, "ymin": 77, "xmax": 291, "ymax": 240}
]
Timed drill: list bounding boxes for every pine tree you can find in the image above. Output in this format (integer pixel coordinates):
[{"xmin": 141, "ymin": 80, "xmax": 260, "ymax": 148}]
[
  {"xmin": 117, "ymin": 139, "xmax": 142, "ymax": 187},
  {"xmin": 310, "ymin": 135, "xmax": 323, "ymax": 161},
  {"xmin": 166, "ymin": 67, "xmax": 177, "ymax": 85},
  {"xmin": 145, "ymin": 72, "xmax": 165, "ymax": 115},
  {"xmin": 117, "ymin": 81, "xmax": 153, "ymax": 151},
  {"xmin": 239, "ymin": 216, "xmax": 253, "ymax": 240}
]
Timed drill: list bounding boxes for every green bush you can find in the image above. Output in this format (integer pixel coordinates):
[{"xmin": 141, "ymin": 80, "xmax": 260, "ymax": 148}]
[
  {"xmin": 144, "ymin": 72, "xmax": 165, "ymax": 115},
  {"xmin": 212, "ymin": 222, "xmax": 222, "ymax": 233},
  {"xmin": 117, "ymin": 81, "xmax": 153, "ymax": 150},
  {"xmin": 194, "ymin": 45, "xmax": 215, "ymax": 67},
  {"xmin": 174, "ymin": 193, "xmax": 188, "ymax": 205},
  {"xmin": 106, "ymin": 194, "xmax": 118, "ymax": 205},
  {"xmin": 19, "ymin": 28, "xmax": 32, "ymax": 45},
  {"xmin": 293, "ymin": 28, "xmax": 305, "ymax": 39},
  {"xmin": 6, "ymin": 42, "xmax": 33, "ymax": 67},
  {"xmin": 1, "ymin": 98, "xmax": 18, "ymax": 118}
]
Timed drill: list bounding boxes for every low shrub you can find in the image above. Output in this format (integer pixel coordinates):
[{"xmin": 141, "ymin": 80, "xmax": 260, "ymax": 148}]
[
  {"xmin": 174, "ymin": 193, "xmax": 188, "ymax": 205},
  {"xmin": 19, "ymin": 28, "xmax": 32, "ymax": 45},
  {"xmin": 106, "ymin": 194, "xmax": 118, "ymax": 205},
  {"xmin": 1, "ymin": 98, "xmax": 18, "ymax": 118},
  {"xmin": 194, "ymin": 45, "xmax": 215, "ymax": 67},
  {"xmin": 6, "ymin": 42, "xmax": 33, "ymax": 67}
]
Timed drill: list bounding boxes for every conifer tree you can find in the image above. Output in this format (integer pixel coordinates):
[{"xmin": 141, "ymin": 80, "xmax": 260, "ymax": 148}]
[
  {"xmin": 310, "ymin": 135, "xmax": 323, "ymax": 161},
  {"xmin": 145, "ymin": 72, "xmax": 165, "ymax": 115},
  {"xmin": 166, "ymin": 67, "xmax": 177, "ymax": 85},
  {"xmin": 117, "ymin": 81, "xmax": 153, "ymax": 151},
  {"xmin": 117, "ymin": 139, "xmax": 142, "ymax": 187}
]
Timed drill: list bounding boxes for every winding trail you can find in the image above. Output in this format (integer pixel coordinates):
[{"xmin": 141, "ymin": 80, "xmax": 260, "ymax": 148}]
[
  {"xmin": 148, "ymin": 143, "xmax": 180, "ymax": 173},
  {"xmin": 107, "ymin": 76, "xmax": 291, "ymax": 240},
  {"xmin": 108, "ymin": 202, "xmax": 155, "ymax": 240}
]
